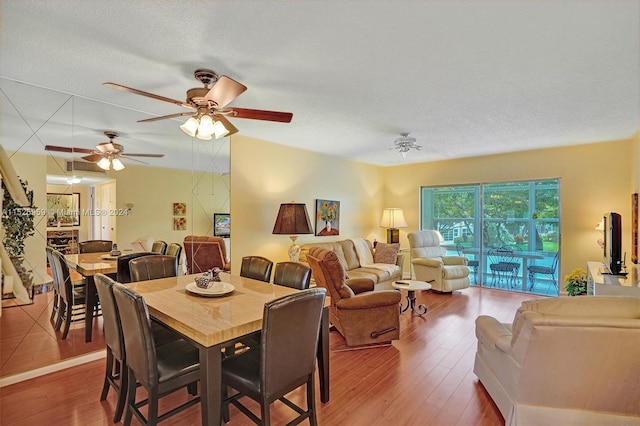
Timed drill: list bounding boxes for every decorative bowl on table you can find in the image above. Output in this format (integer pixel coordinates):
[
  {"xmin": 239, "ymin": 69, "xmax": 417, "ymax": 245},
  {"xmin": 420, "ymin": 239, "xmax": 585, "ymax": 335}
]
[{"xmin": 195, "ymin": 275, "xmax": 211, "ymax": 289}]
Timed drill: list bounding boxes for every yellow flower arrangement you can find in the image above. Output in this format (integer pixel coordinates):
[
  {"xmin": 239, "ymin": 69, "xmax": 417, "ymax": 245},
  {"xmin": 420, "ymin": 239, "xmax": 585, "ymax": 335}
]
[
  {"xmin": 317, "ymin": 200, "xmax": 338, "ymax": 224},
  {"xmin": 564, "ymin": 268, "xmax": 587, "ymax": 296}
]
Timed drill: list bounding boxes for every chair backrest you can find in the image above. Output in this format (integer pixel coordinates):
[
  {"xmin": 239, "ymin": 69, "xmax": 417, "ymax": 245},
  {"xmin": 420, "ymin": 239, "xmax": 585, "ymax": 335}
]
[
  {"xmin": 165, "ymin": 243, "xmax": 182, "ymax": 259},
  {"xmin": 129, "ymin": 255, "xmax": 178, "ymax": 282},
  {"xmin": 112, "ymin": 282, "xmax": 158, "ymax": 389},
  {"xmin": 306, "ymin": 247, "xmax": 354, "ymax": 303},
  {"xmin": 488, "ymin": 247, "xmax": 518, "ymax": 270},
  {"xmin": 45, "ymin": 247, "xmax": 60, "ymax": 294},
  {"xmin": 260, "ymin": 288, "xmax": 326, "ymax": 397},
  {"xmin": 94, "ymin": 273, "xmax": 124, "ymax": 361},
  {"xmin": 151, "ymin": 240, "xmax": 167, "ymax": 254},
  {"xmin": 116, "ymin": 252, "xmax": 156, "ymax": 283},
  {"xmin": 79, "ymin": 240, "xmax": 113, "ymax": 253},
  {"xmin": 273, "ymin": 262, "xmax": 311, "ymax": 290},
  {"xmin": 407, "ymin": 231, "xmax": 446, "ymax": 259},
  {"xmin": 550, "ymin": 251, "xmax": 560, "ymax": 270},
  {"xmin": 240, "ymin": 256, "xmax": 274, "ymax": 282},
  {"xmin": 183, "ymin": 236, "xmax": 228, "ymax": 274},
  {"xmin": 49, "ymin": 248, "xmax": 73, "ymax": 304}
]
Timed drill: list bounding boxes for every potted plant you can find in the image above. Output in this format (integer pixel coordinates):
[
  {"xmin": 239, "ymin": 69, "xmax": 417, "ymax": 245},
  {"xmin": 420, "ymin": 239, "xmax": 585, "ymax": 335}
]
[
  {"xmin": 564, "ymin": 268, "xmax": 587, "ymax": 296},
  {"xmin": 1, "ymin": 179, "xmax": 36, "ymax": 292}
]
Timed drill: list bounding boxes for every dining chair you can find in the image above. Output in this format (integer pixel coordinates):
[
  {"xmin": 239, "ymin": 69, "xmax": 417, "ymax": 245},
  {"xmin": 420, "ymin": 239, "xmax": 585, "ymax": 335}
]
[
  {"xmin": 116, "ymin": 252, "xmax": 156, "ymax": 283},
  {"xmin": 45, "ymin": 247, "xmax": 62, "ymax": 324},
  {"xmin": 49, "ymin": 248, "xmax": 89, "ymax": 339},
  {"xmin": 94, "ymin": 273, "xmax": 187, "ymax": 423},
  {"xmin": 79, "ymin": 240, "xmax": 113, "ymax": 253},
  {"xmin": 128, "ymin": 255, "xmax": 178, "ymax": 282},
  {"xmin": 527, "ymin": 251, "xmax": 559, "ymax": 291},
  {"xmin": 165, "ymin": 242, "xmax": 182, "ymax": 259},
  {"xmin": 150, "ymin": 240, "xmax": 167, "ymax": 255},
  {"xmin": 112, "ymin": 282, "xmax": 201, "ymax": 426},
  {"xmin": 488, "ymin": 247, "xmax": 520, "ymax": 288},
  {"xmin": 240, "ymin": 256, "xmax": 273, "ymax": 283},
  {"xmin": 222, "ymin": 288, "xmax": 327, "ymax": 425},
  {"xmin": 273, "ymin": 261, "xmax": 312, "ymax": 289}
]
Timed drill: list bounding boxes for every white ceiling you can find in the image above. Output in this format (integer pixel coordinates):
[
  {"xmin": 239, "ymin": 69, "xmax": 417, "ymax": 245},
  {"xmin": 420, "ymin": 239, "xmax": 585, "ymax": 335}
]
[{"xmin": 1, "ymin": 1, "xmax": 638, "ymax": 171}]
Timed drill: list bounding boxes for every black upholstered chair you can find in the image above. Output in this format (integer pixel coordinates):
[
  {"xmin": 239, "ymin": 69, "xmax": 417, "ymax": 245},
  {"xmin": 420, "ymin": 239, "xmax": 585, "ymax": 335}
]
[
  {"xmin": 112, "ymin": 283, "xmax": 200, "ymax": 425},
  {"xmin": 165, "ymin": 242, "xmax": 182, "ymax": 259},
  {"xmin": 273, "ymin": 261, "xmax": 312, "ymax": 289},
  {"xmin": 116, "ymin": 252, "xmax": 156, "ymax": 283},
  {"xmin": 151, "ymin": 240, "xmax": 167, "ymax": 254},
  {"xmin": 49, "ymin": 248, "xmax": 89, "ymax": 339},
  {"xmin": 129, "ymin": 255, "xmax": 178, "ymax": 282},
  {"xmin": 222, "ymin": 288, "xmax": 326, "ymax": 425},
  {"xmin": 240, "ymin": 256, "xmax": 273, "ymax": 283},
  {"xmin": 78, "ymin": 240, "xmax": 113, "ymax": 253},
  {"xmin": 95, "ymin": 273, "xmax": 185, "ymax": 423}
]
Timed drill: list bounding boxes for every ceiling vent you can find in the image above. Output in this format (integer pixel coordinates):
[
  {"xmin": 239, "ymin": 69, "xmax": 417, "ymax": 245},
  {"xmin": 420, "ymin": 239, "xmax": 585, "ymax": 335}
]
[{"xmin": 66, "ymin": 160, "xmax": 106, "ymax": 174}]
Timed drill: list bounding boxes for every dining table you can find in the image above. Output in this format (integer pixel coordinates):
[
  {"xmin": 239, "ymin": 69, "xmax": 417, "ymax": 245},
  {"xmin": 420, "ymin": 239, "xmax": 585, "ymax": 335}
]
[
  {"xmin": 64, "ymin": 251, "xmax": 118, "ymax": 342},
  {"xmin": 126, "ymin": 272, "xmax": 331, "ymax": 426}
]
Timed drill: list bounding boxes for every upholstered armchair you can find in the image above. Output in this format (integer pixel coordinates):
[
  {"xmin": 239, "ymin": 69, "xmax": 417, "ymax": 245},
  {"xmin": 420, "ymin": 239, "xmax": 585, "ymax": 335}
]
[
  {"xmin": 474, "ymin": 296, "xmax": 640, "ymax": 425},
  {"xmin": 408, "ymin": 230, "xmax": 470, "ymax": 293},
  {"xmin": 306, "ymin": 247, "xmax": 401, "ymax": 347},
  {"xmin": 183, "ymin": 236, "xmax": 231, "ymax": 274}
]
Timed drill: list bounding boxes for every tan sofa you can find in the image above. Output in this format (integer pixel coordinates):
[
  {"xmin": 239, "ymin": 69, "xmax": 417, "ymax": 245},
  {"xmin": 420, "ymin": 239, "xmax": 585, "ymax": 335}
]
[
  {"xmin": 474, "ymin": 296, "xmax": 640, "ymax": 425},
  {"xmin": 300, "ymin": 238, "xmax": 404, "ymax": 290}
]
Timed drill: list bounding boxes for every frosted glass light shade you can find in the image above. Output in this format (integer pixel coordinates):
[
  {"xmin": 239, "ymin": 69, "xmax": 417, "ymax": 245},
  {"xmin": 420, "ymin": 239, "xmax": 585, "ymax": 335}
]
[
  {"xmin": 111, "ymin": 158, "xmax": 125, "ymax": 171},
  {"xmin": 197, "ymin": 115, "xmax": 215, "ymax": 139},
  {"xmin": 213, "ymin": 120, "xmax": 230, "ymax": 139},
  {"xmin": 97, "ymin": 157, "xmax": 111, "ymax": 170},
  {"xmin": 180, "ymin": 116, "xmax": 199, "ymax": 137}
]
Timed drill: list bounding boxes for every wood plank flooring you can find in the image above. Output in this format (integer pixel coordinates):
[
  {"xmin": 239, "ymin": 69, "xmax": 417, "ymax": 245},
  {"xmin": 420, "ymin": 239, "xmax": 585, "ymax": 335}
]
[{"xmin": 1, "ymin": 287, "xmax": 543, "ymax": 425}]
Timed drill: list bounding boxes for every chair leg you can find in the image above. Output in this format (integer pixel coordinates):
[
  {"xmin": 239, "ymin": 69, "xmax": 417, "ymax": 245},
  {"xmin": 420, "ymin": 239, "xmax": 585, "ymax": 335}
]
[
  {"xmin": 307, "ymin": 375, "xmax": 318, "ymax": 426},
  {"xmin": 60, "ymin": 301, "xmax": 72, "ymax": 340},
  {"xmin": 100, "ymin": 349, "xmax": 113, "ymax": 401},
  {"xmin": 54, "ymin": 300, "xmax": 65, "ymax": 330},
  {"xmin": 123, "ymin": 369, "xmax": 137, "ymax": 426},
  {"xmin": 49, "ymin": 292, "xmax": 59, "ymax": 322},
  {"xmin": 114, "ymin": 359, "xmax": 128, "ymax": 423},
  {"xmin": 261, "ymin": 396, "xmax": 271, "ymax": 426}
]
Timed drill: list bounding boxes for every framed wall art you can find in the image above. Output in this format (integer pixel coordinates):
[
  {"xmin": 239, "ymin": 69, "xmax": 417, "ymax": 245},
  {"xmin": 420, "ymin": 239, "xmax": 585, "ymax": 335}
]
[
  {"xmin": 632, "ymin": 193, "xmax": 638, "ymax": 264},
  {"xmin": 47, "ymin": 192, "xmax": 80, "ymax": 227},
  {"xmin": 214, "ymin": 213, "xmax": 230, "ymax": 238},
  {"xmin": 315, "ymin": 199, "xmax": 340, "ymax": 236},
  {"xmin": 173, "ymin": 202, "xmax": 186, "ymax": 216}
]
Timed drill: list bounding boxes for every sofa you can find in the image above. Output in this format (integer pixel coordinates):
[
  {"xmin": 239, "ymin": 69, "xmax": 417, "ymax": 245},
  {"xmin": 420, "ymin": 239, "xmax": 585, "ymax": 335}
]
[
  {"xmin": 474, "ymin": 296, "xmax": 640, "ymax": 425},
  {"xmin": 300, "ymin": 238, "xmax": 404, "ymax": 290}
]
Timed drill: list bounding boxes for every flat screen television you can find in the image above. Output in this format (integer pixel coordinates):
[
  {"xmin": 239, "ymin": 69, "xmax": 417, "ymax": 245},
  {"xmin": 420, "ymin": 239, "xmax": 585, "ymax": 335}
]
[
  {"xmin": 213, "ymin": 213, "xmax": 230, "ymax": 238},
  {"xmin": 603, "ymin": 212, "xmax": 623, "ymax": 274}
]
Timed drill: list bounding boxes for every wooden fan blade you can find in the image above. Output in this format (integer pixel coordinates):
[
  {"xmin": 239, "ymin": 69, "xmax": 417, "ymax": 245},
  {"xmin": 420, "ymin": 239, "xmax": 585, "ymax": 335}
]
[
  {"xmin": 216, "ymin": 115, "xmax": 239, "ymax": 137},
  {"xmin": 103, "ymin": 82, "xmax": 193, "ymax": 109},
  {"xmin": 204, "ymin": 76, "xmax": 247, "ymax": 109},
  {"xmin": 230, "ymin": 107, "xmax": 293, "ymax": 123},
  {"xmin": 44, "ymin": 145, "xmax": 94, "ymax": 154},
  {"xmin": 82, "ymin": 154, "xmax": 104, "ymax": 163},
  {"xmin": 96, "ymin": 143, "xmax": 118, "ymax": 153},
  {"xmin": 122, "ymin": 153, "xmax": 165, "ymax": 158},
  {"xmin": 138, "ymin": 112, "xmax": 194, "ymax": 123}
]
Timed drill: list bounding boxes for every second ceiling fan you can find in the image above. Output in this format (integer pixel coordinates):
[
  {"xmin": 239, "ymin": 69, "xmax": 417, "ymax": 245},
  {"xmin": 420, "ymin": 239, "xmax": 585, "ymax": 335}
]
[{"xmin": 104, "ymin": 68, "xmax": 293, "ymax": 140}]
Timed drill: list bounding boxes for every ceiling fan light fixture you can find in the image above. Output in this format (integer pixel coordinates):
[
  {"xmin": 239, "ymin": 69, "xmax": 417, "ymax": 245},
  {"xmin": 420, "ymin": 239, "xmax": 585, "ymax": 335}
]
[
  {"xmin": 197, "ymin": 115, "xmax": 215, "ymax": 139},
  {"xmin": 111, "ymin": 158, "xmax": 125, "ymax": 171},
  {"xmin": 97, "ymin": 157, "xmax": 111, "ymax": 170},
  {"xmin": 180, "ymin": 116, "xmax": 199, "ymax": 137},
  {"xmin": 213, "ymin": 119, "xmax": 230, "ymax": 139}
]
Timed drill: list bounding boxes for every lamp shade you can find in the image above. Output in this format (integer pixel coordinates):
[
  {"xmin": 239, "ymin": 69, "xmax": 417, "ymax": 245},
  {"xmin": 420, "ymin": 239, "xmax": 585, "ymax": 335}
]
[
  {"xmin": 379, "ymin": 208, "xmax": 408, "ymax": 229},
  {"xmin": 272, "ymin": 203, "xmax": 314, "ymax": 235}
]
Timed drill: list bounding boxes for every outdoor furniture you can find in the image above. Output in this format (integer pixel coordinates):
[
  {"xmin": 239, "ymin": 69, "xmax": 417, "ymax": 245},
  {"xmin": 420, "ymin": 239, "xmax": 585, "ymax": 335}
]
[{"xmin": 527, "ymin": 251, "xmax": 559, "ymax": 291}]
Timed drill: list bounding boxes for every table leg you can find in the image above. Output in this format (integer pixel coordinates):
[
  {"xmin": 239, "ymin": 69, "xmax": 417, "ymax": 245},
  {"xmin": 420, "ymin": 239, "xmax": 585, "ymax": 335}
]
[
  {"xmin": 199, "ymin": 345, "xmax": 222, "ymax": 426},
  {"xmin": 403, "ymin": 290, "xmax": 428, "ymax": 316},
  {"xmin": 84, "ymin": 276, "xmax": 97, "ymax": 342},
  {"xmin": 318, "ymin": 306, "xmax": 330, "ymax": 403}
]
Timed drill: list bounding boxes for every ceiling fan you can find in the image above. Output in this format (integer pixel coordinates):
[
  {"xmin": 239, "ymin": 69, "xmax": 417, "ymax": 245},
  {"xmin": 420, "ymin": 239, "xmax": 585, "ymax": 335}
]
[
  {"xmin": 391, "ymin": 132, "xmax": 422, "ymax": 159},
  {"xmin": 103, "ymin": 68, "xmax": 293, "ymax": 140},
  {"xmin": 44, "ymin": 131, "xmax": 164, "ymax": 171}
]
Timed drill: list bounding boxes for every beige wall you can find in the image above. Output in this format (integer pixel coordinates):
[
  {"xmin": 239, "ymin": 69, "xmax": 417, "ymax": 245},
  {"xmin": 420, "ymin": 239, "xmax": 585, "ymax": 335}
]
[
  {"xmin": 231, "ymin": 137, "xmax": 635, "ymax": 287},
  {"xmin": 230, "ymin": 135, "xmax": 384, "ymax": 272}
]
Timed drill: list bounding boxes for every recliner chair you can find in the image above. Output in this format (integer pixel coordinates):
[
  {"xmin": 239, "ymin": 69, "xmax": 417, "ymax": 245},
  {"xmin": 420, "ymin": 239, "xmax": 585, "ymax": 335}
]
[
  {"xmin": 306, "ymin": 247, "xmax": 401, "ymax": 347},
  {"xmin": 183, "ymin": 236, "xmax": 231, "ymax": 274},
  {"xmin": 408, "ymin": 230, "xmax": 470, "ymax": 293}
]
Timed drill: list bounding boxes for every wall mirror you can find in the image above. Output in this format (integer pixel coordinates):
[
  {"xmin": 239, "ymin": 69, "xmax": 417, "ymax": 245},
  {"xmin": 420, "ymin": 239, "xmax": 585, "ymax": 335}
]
[
  {"xmin": 46, "ymin": 192, "xmax": 80, "ymax": 226},
  {"xmin": 0, "ymin": 76, "xmax": 230, "ymax": 378}
]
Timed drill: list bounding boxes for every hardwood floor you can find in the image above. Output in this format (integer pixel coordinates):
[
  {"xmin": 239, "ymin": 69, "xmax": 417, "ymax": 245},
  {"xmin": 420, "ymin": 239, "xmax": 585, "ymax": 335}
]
[{"xmin": 1, "ymin": 287, "xmax": 544, "ymax": 425}]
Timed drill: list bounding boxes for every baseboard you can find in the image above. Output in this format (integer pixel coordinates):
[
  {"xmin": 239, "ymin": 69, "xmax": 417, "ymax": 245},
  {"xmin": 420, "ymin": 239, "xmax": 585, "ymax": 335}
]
[{"xmin": 0, "ymin": 350, "xmax": 106, "ymax": 387}]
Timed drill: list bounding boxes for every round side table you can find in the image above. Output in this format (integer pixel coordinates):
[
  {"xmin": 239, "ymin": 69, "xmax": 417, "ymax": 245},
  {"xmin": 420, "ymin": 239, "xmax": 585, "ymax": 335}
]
[{"xmin": 392, "ymin": 280, "xmax": 432, "ymax": 316}]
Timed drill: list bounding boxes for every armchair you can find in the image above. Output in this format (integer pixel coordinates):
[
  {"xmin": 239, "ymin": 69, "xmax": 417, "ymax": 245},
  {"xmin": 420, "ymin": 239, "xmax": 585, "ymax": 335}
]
[
  {"xmin": 306, "ymin": 247, "xmax": 401, "ymax": 347},
  {"xmin": 408, "ymin": 230, "xmax": 470, "ymax": 293},
  {"xmin": 183, "ymin": 236, "xmax": 231, "ymax": 274}
]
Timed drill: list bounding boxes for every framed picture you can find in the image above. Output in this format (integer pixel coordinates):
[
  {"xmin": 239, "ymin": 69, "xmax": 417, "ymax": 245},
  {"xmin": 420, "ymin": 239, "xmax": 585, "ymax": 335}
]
[
  {"xmin": 315, "ymin": 199, "xmax": 340, "ymax": 236},
  {"xmin": 173, "ymin": 202, "xmax": 186, "ymax": 216},
  {"xmin": 214, "ymin": 213, "xmax": 230, "ymax": 238},
  {"xmin": 173, "ymin": 217, "xmax": 186, "ymax": 230},
  {"xmin": 632, "ymin": 193, "xmax": 638, "ymax": 264},
  {"xmin": 47, "ymin": 192, "xmax": 80, "ymax": 227}
]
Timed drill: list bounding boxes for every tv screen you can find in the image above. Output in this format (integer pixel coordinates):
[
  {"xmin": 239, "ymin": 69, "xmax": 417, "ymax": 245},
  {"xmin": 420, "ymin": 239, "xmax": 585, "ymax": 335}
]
[
  {"xmin": 213, "ymin": 213, "xmax": 230, "ymax": 238},
  {"xmin": 603, "ymin": 212, "xmax": 622, "ymax": 274}
]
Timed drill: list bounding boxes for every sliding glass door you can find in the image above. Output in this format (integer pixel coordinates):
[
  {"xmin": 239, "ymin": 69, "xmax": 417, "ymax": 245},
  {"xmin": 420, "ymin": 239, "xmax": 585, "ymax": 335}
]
[{"xmin": 420, "ymin": 179, "xmax": 559, "ymax": 296}]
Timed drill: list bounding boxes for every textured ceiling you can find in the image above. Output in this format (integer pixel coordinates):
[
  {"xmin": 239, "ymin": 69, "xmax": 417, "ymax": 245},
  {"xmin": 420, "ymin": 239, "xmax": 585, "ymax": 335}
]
[{"xmin": 1, "ymin": 0, "xmax": 638, "ymax": 172}]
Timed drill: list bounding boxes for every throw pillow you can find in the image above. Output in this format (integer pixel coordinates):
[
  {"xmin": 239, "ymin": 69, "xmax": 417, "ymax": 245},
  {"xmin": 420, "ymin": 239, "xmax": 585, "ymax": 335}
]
[{"xmin": 373, "ymin": 242, "xmax": 400, "ymax": 264}]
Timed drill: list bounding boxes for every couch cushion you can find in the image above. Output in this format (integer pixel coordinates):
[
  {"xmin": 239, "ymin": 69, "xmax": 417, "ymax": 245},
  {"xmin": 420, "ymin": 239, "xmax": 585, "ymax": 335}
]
[
  {"xmin": 340, "ymin": 240, "xmax": 362, "ymax": 270},
  {"xmin": 442, "ymin": 265, "xmax": 469, "ymax": 279},
  {"xmin": 373, "ymin": 242, "xmax": 400, "ymax": 264}
]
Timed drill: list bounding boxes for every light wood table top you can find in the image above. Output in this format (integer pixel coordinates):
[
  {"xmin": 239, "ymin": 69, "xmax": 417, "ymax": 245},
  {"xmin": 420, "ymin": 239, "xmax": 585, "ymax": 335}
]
[
  {"xmin": 64, "ymin": 252, "xmax": 117, "ymax": 276},
  {"xmin": 126, "ymin": 272, "xmax": 329, "ymax": 348}
]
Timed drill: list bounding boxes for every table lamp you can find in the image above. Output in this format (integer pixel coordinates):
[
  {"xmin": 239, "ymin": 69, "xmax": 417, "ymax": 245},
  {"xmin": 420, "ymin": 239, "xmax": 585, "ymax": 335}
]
[
  {"xmin": 380, "ymin": 208, "xmax": 408, "ymax": 243},
  {"xmin": 272, "ymin": 202, "xmax": 314, "ymax": 261}
]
